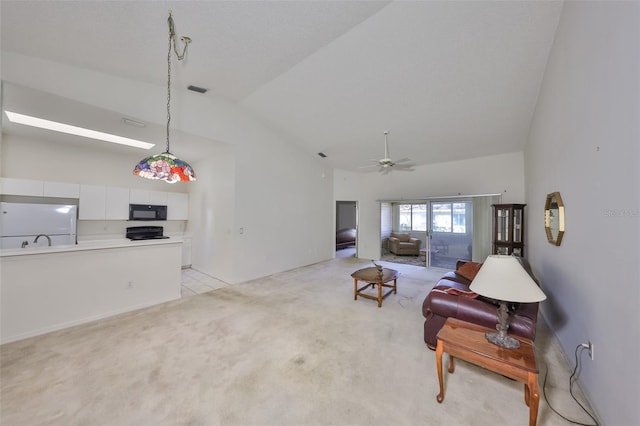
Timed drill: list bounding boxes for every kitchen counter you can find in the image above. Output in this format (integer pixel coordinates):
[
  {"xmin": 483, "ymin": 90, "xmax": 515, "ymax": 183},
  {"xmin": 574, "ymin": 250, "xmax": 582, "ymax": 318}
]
[
  {"xmin": 1, "ymin": 238, "xmax": 183, "ymax": 344},
  {"xmin": 0, "ymin": 237, "xmax": 182, "ymax": 257}
]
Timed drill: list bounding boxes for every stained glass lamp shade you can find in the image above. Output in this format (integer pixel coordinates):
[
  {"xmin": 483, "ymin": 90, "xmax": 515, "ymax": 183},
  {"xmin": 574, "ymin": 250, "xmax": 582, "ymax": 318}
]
[{"xmin": 134, "ymin": 152, "xmax": 196, "ymax": 183}]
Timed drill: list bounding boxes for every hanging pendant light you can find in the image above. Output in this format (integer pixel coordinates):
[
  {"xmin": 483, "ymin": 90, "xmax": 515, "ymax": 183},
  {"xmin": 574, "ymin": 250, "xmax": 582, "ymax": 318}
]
[{"xmin": 134, "ymin": 11, "xmax": 196, "ymax": 183}]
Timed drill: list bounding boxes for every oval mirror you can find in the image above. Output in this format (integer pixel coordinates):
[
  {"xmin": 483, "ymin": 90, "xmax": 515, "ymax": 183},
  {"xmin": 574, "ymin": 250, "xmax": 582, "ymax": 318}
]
[{"xmin": 545, "ymin": 192, "xmax": 565, "ymax": 246}]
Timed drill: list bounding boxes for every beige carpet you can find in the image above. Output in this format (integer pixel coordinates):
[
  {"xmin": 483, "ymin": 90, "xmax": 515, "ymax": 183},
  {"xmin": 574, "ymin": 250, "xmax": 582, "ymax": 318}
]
[
  {"xmin": 0, "ymin": 257, "xmax": 595, "ymax": 425},
  {"xmin": 380, "ymin": 252, "xmax": 426, "ymax": 267}
]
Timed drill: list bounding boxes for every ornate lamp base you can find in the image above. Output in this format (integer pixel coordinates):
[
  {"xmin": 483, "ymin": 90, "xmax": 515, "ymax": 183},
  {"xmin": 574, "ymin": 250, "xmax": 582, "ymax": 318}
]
[
  {"xmin": 486, "ymin": 300, "xmax": 521, "ymax": 349},
  {"xmin": 486, "ymin": 331, "xmax": 520, "ymax": 349}
]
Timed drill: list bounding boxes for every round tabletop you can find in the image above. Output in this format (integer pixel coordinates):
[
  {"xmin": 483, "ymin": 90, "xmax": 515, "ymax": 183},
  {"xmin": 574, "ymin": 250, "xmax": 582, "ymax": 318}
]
[{"xmin": 351, "ymin": 266, "xmax": 399, "ymax": 283}]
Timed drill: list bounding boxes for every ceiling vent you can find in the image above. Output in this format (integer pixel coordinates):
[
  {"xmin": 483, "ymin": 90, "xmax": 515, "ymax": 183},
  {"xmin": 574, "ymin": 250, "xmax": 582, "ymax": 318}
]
[{"xmin": 188, "ymin": 85, "xmax": 208, "ymax": 94}]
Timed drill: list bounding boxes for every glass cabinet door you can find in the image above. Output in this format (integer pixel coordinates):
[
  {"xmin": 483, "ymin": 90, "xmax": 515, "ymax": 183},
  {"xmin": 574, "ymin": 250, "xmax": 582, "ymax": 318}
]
[
  {"xmin": 514, "ymin": 208, "xmax": 522, "ymax": 243},
  {"xmin": 496, "ymin": 208, "xmax": 509, "ymax": 242}
]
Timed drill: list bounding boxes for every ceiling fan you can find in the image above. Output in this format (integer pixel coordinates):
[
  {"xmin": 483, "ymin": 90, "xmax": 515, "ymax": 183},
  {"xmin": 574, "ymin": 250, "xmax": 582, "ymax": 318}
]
[{"xmin": 361, "ymin": 131, "xmax": 415, "ymax": 174}]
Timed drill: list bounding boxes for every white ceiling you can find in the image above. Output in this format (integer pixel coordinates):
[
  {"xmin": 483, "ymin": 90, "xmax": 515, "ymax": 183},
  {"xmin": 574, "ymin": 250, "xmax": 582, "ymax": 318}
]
[{"xmin": 1, "ymin": 1, "xmax": 563, "ymax": 172}]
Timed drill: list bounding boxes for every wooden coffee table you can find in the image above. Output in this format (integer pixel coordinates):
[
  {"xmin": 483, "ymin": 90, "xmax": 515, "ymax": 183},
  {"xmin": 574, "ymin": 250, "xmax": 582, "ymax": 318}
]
[
  {"xmin": 436, "ymin": 318, "xmax": 540, "ymax": 426},
  {"xmin": 351, "ymin": 266, "xmax": 399, "ymax": 307}
]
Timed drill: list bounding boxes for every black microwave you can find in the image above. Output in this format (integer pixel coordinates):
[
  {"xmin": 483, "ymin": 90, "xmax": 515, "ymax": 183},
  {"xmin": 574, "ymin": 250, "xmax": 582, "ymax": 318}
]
[{"xmin": 129, "ymin": 204, "xmax": 167, "ymax": 221}]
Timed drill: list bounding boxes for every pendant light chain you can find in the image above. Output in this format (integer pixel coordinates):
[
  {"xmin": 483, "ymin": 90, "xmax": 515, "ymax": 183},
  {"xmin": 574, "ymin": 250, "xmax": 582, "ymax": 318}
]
[
  {"xmin": 166, "ymin": 17, "xmax": 172, "ymax": 154},
  {"xmin": 166, "ymin": 12, "xmax": 190, "ymax": 154}
]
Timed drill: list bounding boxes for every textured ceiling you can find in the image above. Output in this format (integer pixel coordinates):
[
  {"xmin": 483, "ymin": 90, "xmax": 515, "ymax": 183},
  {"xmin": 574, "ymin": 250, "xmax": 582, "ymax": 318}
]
[{"xmin": 1, "ymin": 1, "xmax": 563, "ymax": 172}]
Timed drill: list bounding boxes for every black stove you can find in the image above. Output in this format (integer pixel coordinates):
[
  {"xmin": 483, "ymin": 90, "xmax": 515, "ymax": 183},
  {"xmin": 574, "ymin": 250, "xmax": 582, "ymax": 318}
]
[{"xmin": 126, "ymin": 226, "xmax": 169, "ymax": 241}]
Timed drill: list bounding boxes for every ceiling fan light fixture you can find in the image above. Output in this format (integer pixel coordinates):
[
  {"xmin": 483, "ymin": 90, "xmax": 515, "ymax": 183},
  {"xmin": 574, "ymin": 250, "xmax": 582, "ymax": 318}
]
[
  {"xmin": 359, "ymin": 130, "xmax": 415, "ymax": 174},
  {"xmin": 134, "ymin": 11, "xmax": 196, "ymax": 183}
]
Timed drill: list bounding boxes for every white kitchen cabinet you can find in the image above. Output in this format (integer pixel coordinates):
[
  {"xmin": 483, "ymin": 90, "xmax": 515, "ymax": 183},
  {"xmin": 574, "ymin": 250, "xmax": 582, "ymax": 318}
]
[
  {"xmin": 105, "ymin": 187, "xmax": 130, "ymax": 220},
  {"xmin": 0, "ymin": 178, "xmax": 44, "ymax": 196},
  {"xmin": 129, "ymin": 189, "xmax": 168, "ymax": 205},
  {"xmin": 79, "ymin": 185, "xmax": 106, "ymax": 219},
  {"xmin": 129, "ymin": 189, "xmax": 148, "ymax": 204},
  {"xmin": 43, "ymin": 181, "xmax": 80, "ymax": 198},
  {"xmin": 80, "ymin": 185, "xmax": 130, "ymax": 220},
  {"xmin": 149, "ymin": 190, "xmax": 168, "ymax": 205},
  {"xmin": 167, "ymin": 192, "xmax": 189, "ymax": 220}
]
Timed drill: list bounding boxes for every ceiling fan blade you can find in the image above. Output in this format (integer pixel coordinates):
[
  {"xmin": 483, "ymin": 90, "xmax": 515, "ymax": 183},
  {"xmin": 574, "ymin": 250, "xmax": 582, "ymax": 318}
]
[
  {"xmin": 394, "ymin": 157, "xmax": 411, "ymax": 164},
  {"xmin": 394, "ymin": 162, "xmax": 415, "ymax": 168},
  {"xmin": 358, "ymin": 164, "xmax": 378, "ymax": 169}
]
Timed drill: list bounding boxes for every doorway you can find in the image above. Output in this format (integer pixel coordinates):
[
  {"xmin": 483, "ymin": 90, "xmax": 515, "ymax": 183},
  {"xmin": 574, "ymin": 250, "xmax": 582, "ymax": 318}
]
[
  {"xmin": 380, "ymin": 196, "xmax": 496, "ymax": 269},
  {"xmin": 336, "ymin": 201, "xmax": 357, "ymax": 258}
]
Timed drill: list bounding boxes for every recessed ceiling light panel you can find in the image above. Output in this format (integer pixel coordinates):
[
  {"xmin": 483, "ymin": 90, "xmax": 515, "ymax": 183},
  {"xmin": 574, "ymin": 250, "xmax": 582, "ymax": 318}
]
[{"xmin": 4, "ymin": 110, "xmax": 154, "ymax": 150}]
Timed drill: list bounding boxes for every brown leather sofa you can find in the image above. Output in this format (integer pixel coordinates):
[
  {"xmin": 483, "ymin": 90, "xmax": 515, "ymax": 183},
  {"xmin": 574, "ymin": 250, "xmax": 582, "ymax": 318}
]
[
  {"xmin": 388, "ymin": 232, "xmax": 421, "ymax": 255},
  {"xmin": 422, "ymin": 258, "xmax": 539, "ymax": 349}
]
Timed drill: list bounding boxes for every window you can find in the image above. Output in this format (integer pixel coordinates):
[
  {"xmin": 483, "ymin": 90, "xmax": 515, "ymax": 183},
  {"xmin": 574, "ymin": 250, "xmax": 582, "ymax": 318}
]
[
  {"xmin": 432, "ymin": 202, "xmax": 467, "ymax": 233},
  {"xmin": 399, "ymin": 204, "xmax": 426, "ymax": 231}
]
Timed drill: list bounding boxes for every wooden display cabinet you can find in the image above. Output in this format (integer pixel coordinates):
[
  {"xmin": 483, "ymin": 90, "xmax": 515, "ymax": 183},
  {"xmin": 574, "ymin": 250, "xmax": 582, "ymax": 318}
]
[{"xmin": 492, "ymin": 204, "xmax": 526, "ymax": 257}]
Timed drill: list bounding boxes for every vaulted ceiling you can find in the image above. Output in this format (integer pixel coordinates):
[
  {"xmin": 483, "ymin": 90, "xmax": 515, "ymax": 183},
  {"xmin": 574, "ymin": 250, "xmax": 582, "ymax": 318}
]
[{"xmin": 1, "ymin": 1, "xmax": 563, "ymax": 172}]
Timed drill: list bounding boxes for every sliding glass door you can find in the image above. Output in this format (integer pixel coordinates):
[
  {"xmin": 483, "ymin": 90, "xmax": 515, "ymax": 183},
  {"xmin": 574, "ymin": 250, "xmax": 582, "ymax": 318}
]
[
  {"xmin": 380, "ymin": 195, "xmax": 498, "ymax": 269},
  {"xmin": 429, "ymin": 200, "xmax": 473, "ymax": 269}
]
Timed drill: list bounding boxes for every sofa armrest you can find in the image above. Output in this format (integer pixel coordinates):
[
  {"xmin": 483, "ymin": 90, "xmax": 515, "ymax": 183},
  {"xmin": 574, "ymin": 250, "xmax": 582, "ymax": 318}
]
[
  {"xmin": 456, "ymin": 260, "xmax": 469, "ymax": 270},
  {"xmin": 425, "ymin": 290, "xmax": 498, "ymax": 325},
  {"xmin": 409, "ymin": 238, "xmax": 421, "ymax": 247}
]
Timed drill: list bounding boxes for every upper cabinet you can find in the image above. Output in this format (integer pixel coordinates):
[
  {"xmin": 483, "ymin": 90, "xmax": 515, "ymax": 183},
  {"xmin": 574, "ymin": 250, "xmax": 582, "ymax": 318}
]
[
  {"xmin": 43, "ymin": 181, "xmax": 80, "ymax": 198},
  {"xmin": 1, "ymin": 178, "xmax": 44, "ymax": 196},
  {"xmin": 80, "ymin": 185, "xmax": 129, "ymax": 220},
  {"xmin": 1, "ymin": 178, "xmax": 79, "ymax": 198},
  {"xmin": 79, "ymin": 185, "xmax": 106, "ymax": 220},
  {"xmin": 129, "ymin": 189, "xmax": 168, "ymax": 205},
  {"xmin": 3, "ymin": 178, "xmax": 188, "ymax": 221},
  {"xmin": 105, "ymin": 187, "xmax": 130, "ymax": 220}
]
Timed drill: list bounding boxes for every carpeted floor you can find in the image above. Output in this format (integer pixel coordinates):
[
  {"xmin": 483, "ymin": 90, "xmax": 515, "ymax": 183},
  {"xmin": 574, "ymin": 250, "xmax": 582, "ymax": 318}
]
[
  {"xmin": 380, "ymin": 252, "xmax": 425, "ymax": 267},
  {"xmin": 0, "ymin": 257, "xmax": 595, "ymax": 425}
]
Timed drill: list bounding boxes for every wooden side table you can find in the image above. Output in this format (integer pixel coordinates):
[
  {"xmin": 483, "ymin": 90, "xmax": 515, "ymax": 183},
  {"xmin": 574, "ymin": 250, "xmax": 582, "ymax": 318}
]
[
  {"xmin": 435, "ymin": 318, "xmax": 540, "ymax": 426},
  {"xmin": 351, "ymin": 266, "xmax": 399, "ymax": 307}
]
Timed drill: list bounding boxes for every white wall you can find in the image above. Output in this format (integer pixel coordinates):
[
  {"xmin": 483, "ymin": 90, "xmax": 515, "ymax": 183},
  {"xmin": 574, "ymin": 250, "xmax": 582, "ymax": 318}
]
[
  {"xmin": 525, "ymin": 2, "xmax": 639, "ymax": 424},
  {"xmin": 187, "ymin": 146, "xmax": 236, "ymax": 283},
  {"xmin": 232, "ymin": 138, "xmax": 333, "ymax": 283},
  {"xmin": 0, "ymin": 134, "xmax": 182, "ymax": 192},
  {"xmin": 2, "ymin": 53, "xmax": 335, "ymax": 284},
  {"xmin": 334, "ymin": 151, "xmax": 525, "ymax": 260}
]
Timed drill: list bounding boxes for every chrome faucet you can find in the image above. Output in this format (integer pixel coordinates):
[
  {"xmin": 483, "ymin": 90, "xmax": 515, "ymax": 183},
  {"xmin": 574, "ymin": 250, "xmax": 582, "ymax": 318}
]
[{"xmin": 34, "ymin": 234, "xmax": 52, "ymax": 246}]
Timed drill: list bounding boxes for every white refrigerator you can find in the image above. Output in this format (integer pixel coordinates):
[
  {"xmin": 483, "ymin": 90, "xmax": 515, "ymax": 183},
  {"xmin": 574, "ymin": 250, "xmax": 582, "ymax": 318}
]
[{"xmin": 0, "ymin": 202, "xmax": 77, "ymax": 249}]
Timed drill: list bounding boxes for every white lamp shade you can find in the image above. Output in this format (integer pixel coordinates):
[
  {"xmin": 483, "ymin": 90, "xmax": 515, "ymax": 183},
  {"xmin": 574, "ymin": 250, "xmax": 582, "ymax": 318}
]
[{"xmin": 469, "ymin": 255, "xmax": 546, "ymax": 303}]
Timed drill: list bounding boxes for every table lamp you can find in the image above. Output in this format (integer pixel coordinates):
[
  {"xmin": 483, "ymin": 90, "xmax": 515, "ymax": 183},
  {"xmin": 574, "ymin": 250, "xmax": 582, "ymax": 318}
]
[{"xmin": 469, "ymin": 255, "xmax": 546, "ymax": 349}]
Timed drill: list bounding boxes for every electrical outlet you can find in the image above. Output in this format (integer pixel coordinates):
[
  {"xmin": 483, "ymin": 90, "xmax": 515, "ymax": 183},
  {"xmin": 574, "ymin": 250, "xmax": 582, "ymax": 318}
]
[
  {"xmin": 127, "ymin": 280, "xmax": 134, "ymax": 289},
  {"xmin": 581, "ymin": 342, "xmax": 594, "ymax": 360}
]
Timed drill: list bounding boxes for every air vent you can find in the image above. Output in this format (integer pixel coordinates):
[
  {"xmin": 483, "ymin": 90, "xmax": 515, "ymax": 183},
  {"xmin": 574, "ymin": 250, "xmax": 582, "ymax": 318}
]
[
  {"xmin": 318, "ymin": 152, "xmax": 327, "ymax": 158},
  {"xmin": 188, "ymin": 85, "xmax": 208, "ymax": 94},
  {"xmin": 122, "ymin": 118, "xmax": 146, "ymax": 128}
]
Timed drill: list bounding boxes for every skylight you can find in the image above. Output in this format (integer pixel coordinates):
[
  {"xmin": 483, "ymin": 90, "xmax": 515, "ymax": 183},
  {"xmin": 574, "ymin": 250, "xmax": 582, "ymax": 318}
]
[{"xmin": 4, "ymin": 111, "xmax": 154, "ymax": 150}]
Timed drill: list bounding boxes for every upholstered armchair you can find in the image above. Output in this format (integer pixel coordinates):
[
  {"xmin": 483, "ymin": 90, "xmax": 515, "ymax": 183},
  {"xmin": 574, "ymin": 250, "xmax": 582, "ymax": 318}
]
[{"xmin": 388, "ymin": 232, "xmax": 421, "ymax": 255}]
